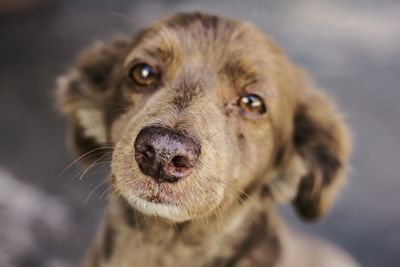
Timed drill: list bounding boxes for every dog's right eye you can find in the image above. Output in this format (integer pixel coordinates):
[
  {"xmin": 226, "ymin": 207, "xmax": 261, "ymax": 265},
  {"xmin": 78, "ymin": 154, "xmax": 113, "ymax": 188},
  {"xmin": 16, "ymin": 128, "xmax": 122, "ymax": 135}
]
[
  {"xmin": 237, "ymin": 94, "xmax": 267, "ymax": 115},
  {"xmin": 128, "ymin": 63, "xmax": 160, "ymax": 88}
]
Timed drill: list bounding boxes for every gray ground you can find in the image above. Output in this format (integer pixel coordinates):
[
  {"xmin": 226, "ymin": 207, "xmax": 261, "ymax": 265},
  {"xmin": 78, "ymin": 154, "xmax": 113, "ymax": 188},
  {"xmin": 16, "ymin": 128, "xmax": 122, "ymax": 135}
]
[{"xmin": 0, "ymin": 0, "xmax": 399, "ymax": 266}]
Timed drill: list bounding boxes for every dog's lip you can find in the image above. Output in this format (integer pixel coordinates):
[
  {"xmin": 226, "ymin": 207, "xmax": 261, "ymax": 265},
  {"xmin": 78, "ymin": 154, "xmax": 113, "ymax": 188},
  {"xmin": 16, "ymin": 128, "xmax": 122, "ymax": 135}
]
[
  {"xmin": 127, "ymin": 193, "xmax": 191, "ymax": 222},
  {"xmin": 137, "ymin": 191, "xmax": 167, "ymax": 204},
  {"xmin": 132, "ymin": 178, "xmax": 184, "ymax": 205},
  {"xmin": 117, "ymin": 174, "xmax": 225, "ymax": 221}
]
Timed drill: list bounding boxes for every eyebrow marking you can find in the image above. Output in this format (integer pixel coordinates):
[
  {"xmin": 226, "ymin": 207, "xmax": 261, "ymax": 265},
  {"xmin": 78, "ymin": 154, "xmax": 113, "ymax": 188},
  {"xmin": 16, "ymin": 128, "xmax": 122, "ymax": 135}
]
[
  {"xmin": 222, "ymin": 59, "xmax": 258, "ymax": 85},
  {"xmin": 131, "ymin": 28, "xmax": 155, "ymax": 48},
  {"xmin": 144, "ymin": 46, "xmax": 174, "ymax": 65}
]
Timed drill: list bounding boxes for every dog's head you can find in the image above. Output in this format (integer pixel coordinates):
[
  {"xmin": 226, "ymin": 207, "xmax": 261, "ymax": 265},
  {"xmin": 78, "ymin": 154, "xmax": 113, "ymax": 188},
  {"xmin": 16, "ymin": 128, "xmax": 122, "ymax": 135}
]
[{"xmin": 58, "ymin": 12, "xmax": 350, "ymax": 223}]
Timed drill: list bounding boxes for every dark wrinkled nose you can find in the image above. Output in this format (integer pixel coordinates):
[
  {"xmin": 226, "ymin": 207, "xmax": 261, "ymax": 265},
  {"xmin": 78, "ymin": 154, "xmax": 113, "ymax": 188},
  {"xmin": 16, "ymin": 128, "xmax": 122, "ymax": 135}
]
[{"xmin": 134, "ymin": 126, "xmax": 201, "ymax": 183}]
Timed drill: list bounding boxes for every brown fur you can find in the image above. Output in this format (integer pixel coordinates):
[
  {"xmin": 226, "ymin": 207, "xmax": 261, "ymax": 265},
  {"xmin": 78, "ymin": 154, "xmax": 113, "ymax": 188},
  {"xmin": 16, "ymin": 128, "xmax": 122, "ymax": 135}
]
[{"xmin": 57, "ymin": 12, "xmax": 358, "ymax": 267}]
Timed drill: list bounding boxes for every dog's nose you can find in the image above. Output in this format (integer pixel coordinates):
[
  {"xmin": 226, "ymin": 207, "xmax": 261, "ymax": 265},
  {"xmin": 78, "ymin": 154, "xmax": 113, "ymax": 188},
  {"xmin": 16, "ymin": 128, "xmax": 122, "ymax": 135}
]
[{"xmin": 134, "ymin": 126, "xmax": 201, "ymax": 183}]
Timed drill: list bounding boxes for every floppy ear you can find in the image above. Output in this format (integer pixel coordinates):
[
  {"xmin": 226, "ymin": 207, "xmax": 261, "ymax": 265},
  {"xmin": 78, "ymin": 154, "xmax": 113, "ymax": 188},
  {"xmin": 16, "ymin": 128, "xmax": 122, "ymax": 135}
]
[
  {"xmin": 57, "ymin": 36, "xmax": 132, "ymax": 164},
  {"xmin": 285, "ymin": 70, "xmax": 351, "ymax": 221}
]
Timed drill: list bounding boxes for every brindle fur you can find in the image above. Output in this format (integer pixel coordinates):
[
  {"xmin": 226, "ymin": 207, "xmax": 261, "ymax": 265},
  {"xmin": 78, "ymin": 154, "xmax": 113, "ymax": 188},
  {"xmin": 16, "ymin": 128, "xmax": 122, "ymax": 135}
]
[{"xmin": 57, "ymin": 12, "xmax": 359, "ymax": 267}]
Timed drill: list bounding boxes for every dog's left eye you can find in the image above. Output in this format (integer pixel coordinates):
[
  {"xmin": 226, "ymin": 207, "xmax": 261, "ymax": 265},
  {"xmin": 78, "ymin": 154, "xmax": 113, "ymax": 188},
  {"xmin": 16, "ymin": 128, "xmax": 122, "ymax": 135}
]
[
  {"xmin": 128, "ymin": 63, "xmax": 160, "ymax": 87},
  {"xmin": 237, "ymin": 94, "xmax": 267, "ymax": 115}
]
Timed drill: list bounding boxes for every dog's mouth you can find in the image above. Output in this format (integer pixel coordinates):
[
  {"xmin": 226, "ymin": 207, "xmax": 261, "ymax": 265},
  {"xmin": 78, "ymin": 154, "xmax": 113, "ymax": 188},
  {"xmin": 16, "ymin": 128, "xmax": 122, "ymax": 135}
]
[
  {"xmin": 140, "ymin": 192, "xmax": 163, "ymax": 204},
  {"xmin": 112, "ymin": 168, "xmax": 225, "ymax": 222},
  {"xmin": 118, "ymin": 176, "xmax": 201, "ymax": 222},
  {"xmin": 131, "ymin": 178, "xmax": 184, "ymax": 205},
  {"xmin": 127, "ymin": 193, "xmax": 192, "ymax": 222}
]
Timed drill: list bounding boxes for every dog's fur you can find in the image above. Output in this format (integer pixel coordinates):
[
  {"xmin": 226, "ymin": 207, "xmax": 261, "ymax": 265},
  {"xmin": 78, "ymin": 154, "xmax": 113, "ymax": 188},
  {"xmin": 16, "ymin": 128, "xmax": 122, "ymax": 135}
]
[{"xmin": 57, "ymin": 12, "xmax": 359, "ymax": 267}]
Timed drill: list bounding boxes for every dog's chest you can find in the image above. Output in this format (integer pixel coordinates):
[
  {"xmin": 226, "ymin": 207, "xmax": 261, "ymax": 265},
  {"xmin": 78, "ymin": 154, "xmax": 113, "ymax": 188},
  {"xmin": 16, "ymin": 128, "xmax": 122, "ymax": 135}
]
[
  {"xmin": 95, "ymin": 202, "xmax": 281, "ymax": 267},
  {"xmin": 101, "ymin": 224, "xmax": 238, "ymax": 267}
]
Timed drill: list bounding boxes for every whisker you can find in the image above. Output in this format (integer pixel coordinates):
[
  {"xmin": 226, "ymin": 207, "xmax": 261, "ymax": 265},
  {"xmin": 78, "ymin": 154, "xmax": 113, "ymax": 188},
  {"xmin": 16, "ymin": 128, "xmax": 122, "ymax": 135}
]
[
  {"xmin": 63, "ymin": 156, "xmax": 111, "ymax": 190},
  {"xmin": 99, "ymin": 184, "xmax": 114, "ymax": 199},
  {"xmin": 59, "ymin": 146, "xmax": 114, "ymax": 176},
  {"xmin": 77, "ymin": 153, "xmax": 112, "ymax": 181},
  {"xmin": 84, "ymin": 179, "xmax": 109, "ymax": 205}
]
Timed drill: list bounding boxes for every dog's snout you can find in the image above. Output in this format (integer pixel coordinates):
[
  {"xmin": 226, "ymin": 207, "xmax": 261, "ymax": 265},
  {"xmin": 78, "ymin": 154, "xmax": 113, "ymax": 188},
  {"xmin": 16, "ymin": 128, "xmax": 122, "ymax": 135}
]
[{"xmin": 134, "ymin": 126, "xmax": 201, "ymax": 183}]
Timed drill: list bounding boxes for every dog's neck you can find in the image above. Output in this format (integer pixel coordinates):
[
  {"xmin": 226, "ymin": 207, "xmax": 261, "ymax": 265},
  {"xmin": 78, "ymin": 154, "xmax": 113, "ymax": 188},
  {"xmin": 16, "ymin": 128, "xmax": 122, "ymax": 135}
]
[{"xmin": 83, "ymin": 194, "xmax": 282, "ymax": 267}]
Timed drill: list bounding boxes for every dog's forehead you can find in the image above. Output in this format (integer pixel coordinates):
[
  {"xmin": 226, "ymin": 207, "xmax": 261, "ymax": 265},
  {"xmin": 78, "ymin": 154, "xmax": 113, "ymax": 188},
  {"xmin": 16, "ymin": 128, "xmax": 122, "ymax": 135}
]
[{"xmin": 126, "ymin": 13, "xmax": 273, "ymax": 75}]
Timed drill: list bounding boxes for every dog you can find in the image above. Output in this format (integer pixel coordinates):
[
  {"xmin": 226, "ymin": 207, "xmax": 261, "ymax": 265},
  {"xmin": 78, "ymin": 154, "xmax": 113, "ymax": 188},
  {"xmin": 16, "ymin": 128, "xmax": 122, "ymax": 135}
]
[{"xmin": 57, "ymin": 12, "xmax": 359, "ymax": 267}]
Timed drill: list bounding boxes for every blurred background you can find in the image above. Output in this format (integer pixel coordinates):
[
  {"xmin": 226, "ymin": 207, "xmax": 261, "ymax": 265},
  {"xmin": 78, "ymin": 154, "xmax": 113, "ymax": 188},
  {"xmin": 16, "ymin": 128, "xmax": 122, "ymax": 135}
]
[{"xmin": 0, "ymin": 0, "xmax": 399, "ymax": 266}]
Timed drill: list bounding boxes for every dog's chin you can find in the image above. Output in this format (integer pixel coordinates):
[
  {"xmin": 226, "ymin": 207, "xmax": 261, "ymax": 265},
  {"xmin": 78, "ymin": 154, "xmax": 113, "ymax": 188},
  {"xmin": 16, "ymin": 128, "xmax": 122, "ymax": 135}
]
[
  {"xmin": 126, "ymin": 193, "xmax": 193, "ymax": 222},
  {"xmin": 124, "ymin": 189, "xmax": 225, "ymax": 222},
  {"xmin": 116, "ymin": 176, "xmax": 225, "ymax": 222}
]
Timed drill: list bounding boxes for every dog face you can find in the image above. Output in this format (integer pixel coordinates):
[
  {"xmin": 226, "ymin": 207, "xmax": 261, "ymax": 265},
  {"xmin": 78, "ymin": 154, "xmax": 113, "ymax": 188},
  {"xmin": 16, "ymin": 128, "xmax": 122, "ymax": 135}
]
[{"xmin": 58, "ymin": 13, "xmax": 350, "ymax": 223}]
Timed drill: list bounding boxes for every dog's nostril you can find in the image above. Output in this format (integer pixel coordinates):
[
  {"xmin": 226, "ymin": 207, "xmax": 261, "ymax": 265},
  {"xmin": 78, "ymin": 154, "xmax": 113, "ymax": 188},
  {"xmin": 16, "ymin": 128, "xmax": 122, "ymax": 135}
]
[
  {"xmin": 143, "ymin": 145, "xmax": 155, "ymax": 160},
  {"xmin": 171, "ymin": 155, "xmax": 190, "ymax": 169},
  {"xmin": 135, "ymin": 143, "xmax": 156, "ymax": 167}
]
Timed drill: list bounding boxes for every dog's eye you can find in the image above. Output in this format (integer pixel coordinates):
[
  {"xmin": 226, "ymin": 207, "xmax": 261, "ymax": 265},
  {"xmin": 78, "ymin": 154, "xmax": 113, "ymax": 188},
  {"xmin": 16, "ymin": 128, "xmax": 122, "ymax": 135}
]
[
  {"xmin": 128, "ymin": 63, "xmax": 160, "ymax": 87},
  {"xmin": 237, "ymin": 94, "xmax": 267, "ymax": 114}
]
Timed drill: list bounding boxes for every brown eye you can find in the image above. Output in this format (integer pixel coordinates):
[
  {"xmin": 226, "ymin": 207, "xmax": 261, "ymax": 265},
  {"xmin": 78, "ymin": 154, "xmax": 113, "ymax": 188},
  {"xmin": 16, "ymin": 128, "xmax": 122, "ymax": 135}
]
[
  {"xmin": 237, "ymin": 94, "xmax": 267, "ymax": 115},
  {"xmin": 128, "ymin": 63, "xmax": 160, "ymax": 87}
]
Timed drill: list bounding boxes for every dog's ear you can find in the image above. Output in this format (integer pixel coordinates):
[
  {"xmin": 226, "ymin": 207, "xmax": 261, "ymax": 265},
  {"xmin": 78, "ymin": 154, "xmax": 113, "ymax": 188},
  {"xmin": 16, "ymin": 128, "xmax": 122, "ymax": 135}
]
[
  {"xmin": 56, "ymin": 36, "xmax": 132, "ymax": 164},
  {"xmin": 277, "ymin": 69, "xmax": 351, "ymax": 221}
]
